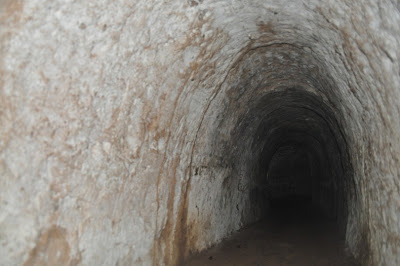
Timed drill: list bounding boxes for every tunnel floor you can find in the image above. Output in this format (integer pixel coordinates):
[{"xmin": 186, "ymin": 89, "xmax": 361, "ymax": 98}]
[{"xmin": 185, "ymin": 197, "xmax": 358, "ymax": 266}]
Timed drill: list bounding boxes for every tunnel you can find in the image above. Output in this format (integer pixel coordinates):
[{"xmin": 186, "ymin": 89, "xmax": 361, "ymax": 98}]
[
  {"xmin": 183, "ymin": 44, "xmax": 356, "ymax": 263},
  {"xmin": 1, "ymin": 0, "xmax": 400, "ymax": 265},
  {"xmin": 248, "ymin": 88, "xmax": 349, "ymax": 221}
]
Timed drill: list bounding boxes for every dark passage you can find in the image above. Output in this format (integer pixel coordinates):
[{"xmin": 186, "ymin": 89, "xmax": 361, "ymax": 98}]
[
  {"xmin": 267, "ymin": 145, "xmax": 312, "ymax": 203},
  {"xmin": 186, "ymin": 87, "xmax": 357, "ymax": 265},
  {"xmin": 186, "ymin": 196, "xmax": 358, "ymax": 265}
]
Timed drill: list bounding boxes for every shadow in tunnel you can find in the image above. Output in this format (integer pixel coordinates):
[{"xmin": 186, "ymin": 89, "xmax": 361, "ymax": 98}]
[
  {"xmin": 185, "ymin": 88, "xmax": 358, "ymax": 266},
  {"xmin": 186, "ymin": 192, "xmax": 358, "ymax": 266}
]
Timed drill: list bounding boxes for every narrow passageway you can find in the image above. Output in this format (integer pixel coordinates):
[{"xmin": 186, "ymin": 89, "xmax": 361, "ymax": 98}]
[
  {"xmin": 2, "ymin": 1, "xmax": 399, "ymax": 265},
  {"xmin": 185, "ymin": 85, "xmax": 354, "ymax": 264},
  {"xmin": 186, "ymin": 196, "xmax": 358, "ymax": 265}
]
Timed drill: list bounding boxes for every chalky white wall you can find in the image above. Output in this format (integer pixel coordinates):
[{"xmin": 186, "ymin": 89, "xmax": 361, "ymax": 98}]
[{"xmin": 1, "ymin": 0, "xmax": 399, "ymax": 265}]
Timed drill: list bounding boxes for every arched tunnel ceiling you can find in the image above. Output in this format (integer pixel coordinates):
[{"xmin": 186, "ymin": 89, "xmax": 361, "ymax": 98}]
[
  {"xmin": 186, "ymin": 44, "xmax": 354, "ymax": 260},
  {"xmin": 1, "ymin": 1, "xmax": 399, "ymax": 266}
]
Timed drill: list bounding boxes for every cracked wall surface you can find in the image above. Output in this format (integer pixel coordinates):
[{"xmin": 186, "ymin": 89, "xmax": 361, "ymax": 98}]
[{"xmin": 1, "ymin": 0, "xmax": 400, "ymax": 265}]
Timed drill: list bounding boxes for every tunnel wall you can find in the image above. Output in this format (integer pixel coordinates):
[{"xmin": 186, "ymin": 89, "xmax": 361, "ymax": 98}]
[{"xmin": 1, "ymin": 0, "xmax": 399, "ymax": 265}]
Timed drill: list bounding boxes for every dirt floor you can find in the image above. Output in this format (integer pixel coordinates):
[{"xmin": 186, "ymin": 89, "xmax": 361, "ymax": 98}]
[{"xmin": 185, "ymin": 197, "xmax": 358, "ymax": 266}]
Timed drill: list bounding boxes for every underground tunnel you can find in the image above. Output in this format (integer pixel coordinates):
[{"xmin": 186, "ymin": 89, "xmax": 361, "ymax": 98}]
[
  {"xmin": 183, "ymin": 45, "xmax": 355, "ymax": 264},
  {"xmin": 1, "ymin": 0, "xmax": 400, "ymax": 265}
]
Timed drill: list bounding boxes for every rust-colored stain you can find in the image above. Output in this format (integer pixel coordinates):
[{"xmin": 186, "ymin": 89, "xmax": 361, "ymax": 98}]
[
  {"xmin": 154, "ymin": 156, "xmax": 180, "ymax": 265},
  {"xmin": 24, "ymin": 226, "xmax": 71, "ymax": 266},
  {"xmin": 0, "ymin": 0, "xmax": 24, "ymax": 24},
  {"xmin": 257, "ymin": 21, "xmax": 275, "ymax": 34},
  {"xmin": 151, "ymin": 9, "xmax": 230, "ymax": 265},
  {"xmin": 0, "ymin": 0, "xmax": 24, "ymax": 156}
]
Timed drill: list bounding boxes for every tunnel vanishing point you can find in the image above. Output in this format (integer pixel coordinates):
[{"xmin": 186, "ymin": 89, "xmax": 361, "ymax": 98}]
[{"xmin": 1, "ymin": 0, "xmax": 400, "ymax": 265}]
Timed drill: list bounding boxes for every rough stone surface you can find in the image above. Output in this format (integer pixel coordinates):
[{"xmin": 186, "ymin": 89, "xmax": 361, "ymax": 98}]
[{"xmin": 1, "ymin": 0, "xmax": 399, "ymax": 265}]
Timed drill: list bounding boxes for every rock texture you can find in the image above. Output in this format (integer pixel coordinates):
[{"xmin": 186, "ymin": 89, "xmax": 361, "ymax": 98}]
[{"xmin": 1, "ymin": 0, "xmax": 399, "ymax": 265}]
